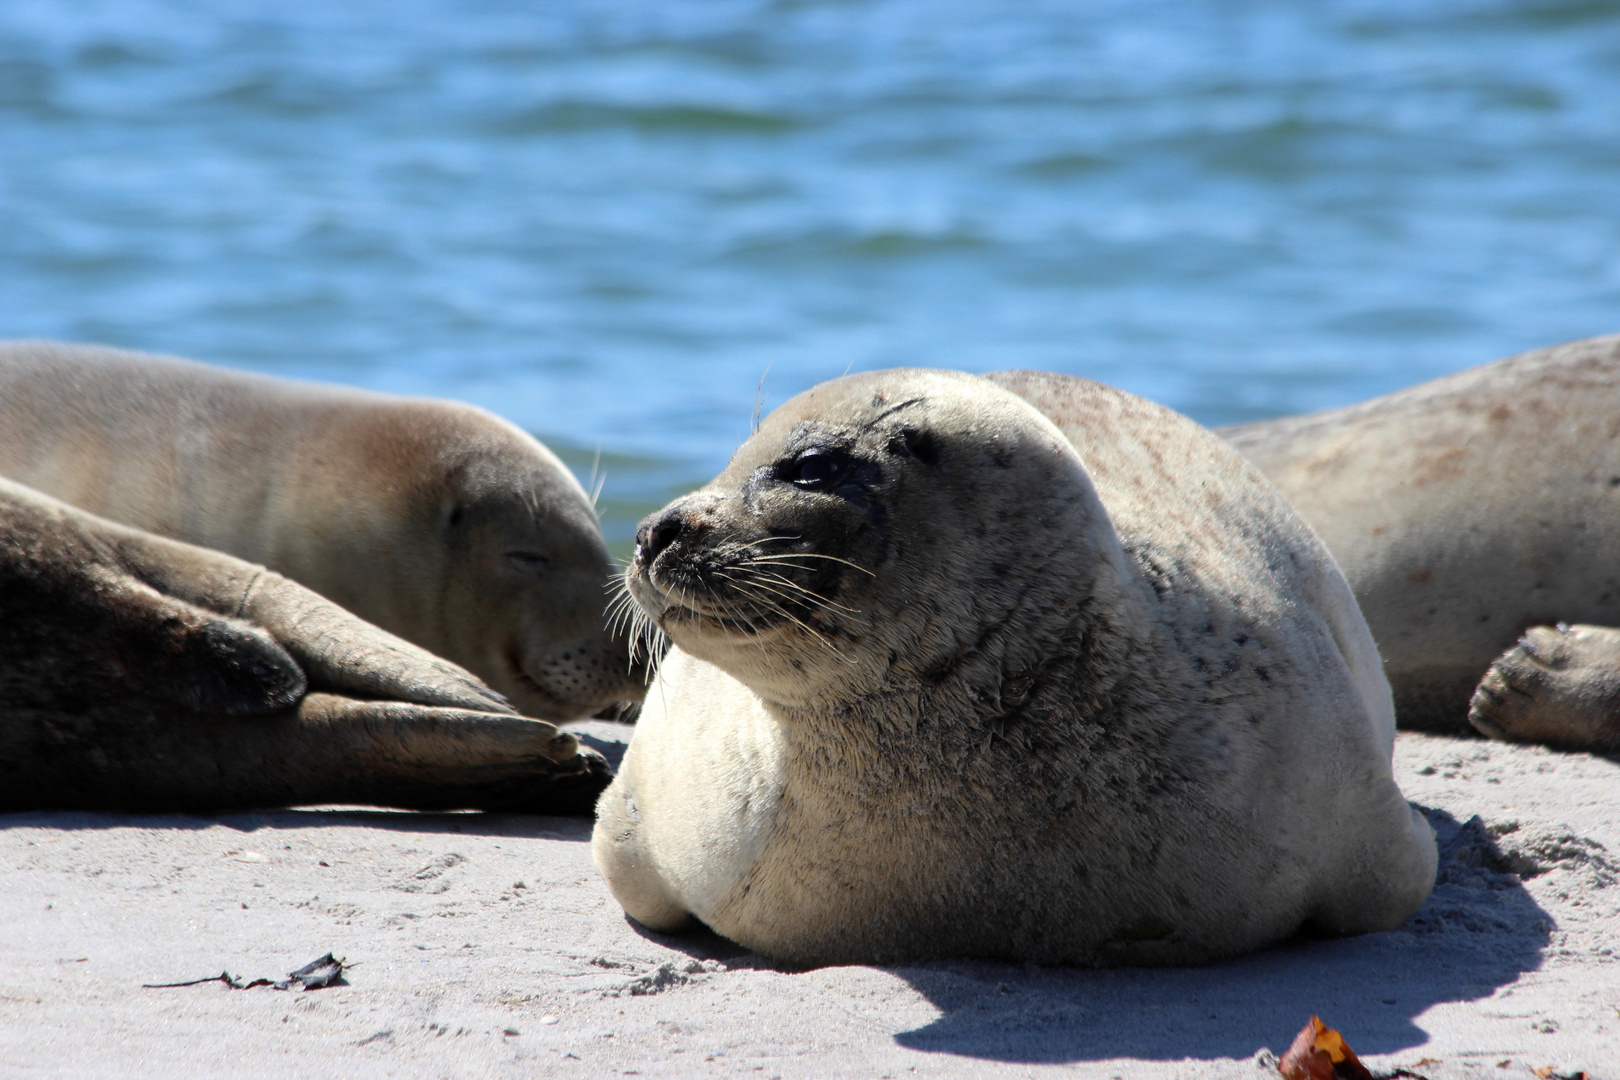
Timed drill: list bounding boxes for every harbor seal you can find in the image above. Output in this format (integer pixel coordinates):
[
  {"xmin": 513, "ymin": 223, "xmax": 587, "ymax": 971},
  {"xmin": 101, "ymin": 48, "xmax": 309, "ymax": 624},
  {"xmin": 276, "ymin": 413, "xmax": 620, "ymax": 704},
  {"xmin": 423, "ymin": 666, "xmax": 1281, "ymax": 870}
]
[
  {"xmin": 0, "ymin": 476, "xmax": 610, "ymax": 813},
  {"xmin": 0, "ymin": 340, "xmax": 644, "ymax": 721},
  {"xmin": 1221, "ymin": 333, "xmax": 1620, "ymax": 749},
  {"xmin": 592, "ymin": 369, "xmax": 1435, "ymax": 966}
]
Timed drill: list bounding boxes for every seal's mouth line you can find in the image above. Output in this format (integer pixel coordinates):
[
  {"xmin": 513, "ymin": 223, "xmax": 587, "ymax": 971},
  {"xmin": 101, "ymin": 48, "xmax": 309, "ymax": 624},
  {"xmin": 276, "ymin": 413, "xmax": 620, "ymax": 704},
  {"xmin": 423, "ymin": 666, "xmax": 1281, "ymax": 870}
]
[
  {"xmin": 641, "ymin": 561, "xmax": 857, "ymax": 665},
  {"xmin": 652, "ymin": 585, "xmax": 784, "ymax": 637},
  {"xmin": 660, "ymin": 603, "xmax": 783, "ymax": 638},
  {"xmin": 633, "ymin": 566, "xmax": 787, "ymax": 638}
]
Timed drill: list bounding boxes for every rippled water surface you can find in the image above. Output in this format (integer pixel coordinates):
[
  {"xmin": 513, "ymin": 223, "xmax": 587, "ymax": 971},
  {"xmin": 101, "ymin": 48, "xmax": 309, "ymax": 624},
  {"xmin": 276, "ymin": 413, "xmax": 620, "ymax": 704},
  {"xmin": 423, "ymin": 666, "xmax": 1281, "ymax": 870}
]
[{"xmin": 4, "ymin": 0, "xmax": 1620, "ymax": 548}]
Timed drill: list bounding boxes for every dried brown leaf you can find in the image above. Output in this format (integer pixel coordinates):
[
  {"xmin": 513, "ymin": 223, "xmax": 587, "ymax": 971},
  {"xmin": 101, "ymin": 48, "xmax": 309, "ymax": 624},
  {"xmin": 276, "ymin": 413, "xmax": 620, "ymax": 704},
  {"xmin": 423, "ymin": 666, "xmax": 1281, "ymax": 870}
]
[{"xmin": 1278, "ymin": 1016, "xmax": 1374, "ymax": 1080}]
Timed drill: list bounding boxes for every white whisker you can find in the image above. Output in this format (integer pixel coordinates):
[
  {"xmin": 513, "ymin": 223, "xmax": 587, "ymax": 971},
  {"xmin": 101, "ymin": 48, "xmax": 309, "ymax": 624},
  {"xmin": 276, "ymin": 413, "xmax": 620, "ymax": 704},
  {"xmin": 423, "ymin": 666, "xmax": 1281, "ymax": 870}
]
[
  {"xmin": 742, "ymin": 552, "xmax": 877, "ymax": 577},
  {"xmin": 721, "ymin": 576, "xmax": 855, "ymax": 664},
  {"xmin": 729, "ymin": 568, "xmax": 859, "ymax": 616}
]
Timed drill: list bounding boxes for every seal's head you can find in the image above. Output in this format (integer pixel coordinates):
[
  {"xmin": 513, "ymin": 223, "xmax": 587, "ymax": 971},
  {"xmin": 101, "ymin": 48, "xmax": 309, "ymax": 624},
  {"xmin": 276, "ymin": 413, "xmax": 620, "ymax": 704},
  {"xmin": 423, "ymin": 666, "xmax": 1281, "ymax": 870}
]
[
  {"xmin": 328, "ymin": 404, "xmax": 648, "ymax": 721},
  {"xmin": 627, "ymin": 369, "xmax": 1131, "ymax": 710},
  {"xmin": 438, "ymin": 444, "xmax": 646, "ymax": 720}
]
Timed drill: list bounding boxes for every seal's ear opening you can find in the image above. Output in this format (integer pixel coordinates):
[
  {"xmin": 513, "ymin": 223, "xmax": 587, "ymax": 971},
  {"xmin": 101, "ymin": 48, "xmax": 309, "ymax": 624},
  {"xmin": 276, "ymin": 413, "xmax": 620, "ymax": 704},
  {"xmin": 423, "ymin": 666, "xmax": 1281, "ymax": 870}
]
[{"xmin": 887, "ymin": 427, "xmax": 940, "ymax": 467}]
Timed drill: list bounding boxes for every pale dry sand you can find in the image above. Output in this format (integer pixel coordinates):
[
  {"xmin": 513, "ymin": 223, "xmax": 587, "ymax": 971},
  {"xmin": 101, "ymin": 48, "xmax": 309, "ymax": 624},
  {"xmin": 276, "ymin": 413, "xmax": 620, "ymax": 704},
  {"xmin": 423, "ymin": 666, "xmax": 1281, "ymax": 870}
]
[{"xmin": 2, "ymin": 723, "xmax": 1615, "ymax": 1079}]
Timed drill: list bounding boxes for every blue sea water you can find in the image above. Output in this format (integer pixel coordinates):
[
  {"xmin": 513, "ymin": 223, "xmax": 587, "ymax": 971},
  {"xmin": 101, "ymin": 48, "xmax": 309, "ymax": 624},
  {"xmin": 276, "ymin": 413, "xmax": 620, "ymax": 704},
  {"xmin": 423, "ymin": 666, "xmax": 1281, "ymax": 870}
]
[{"xmin": 3, "ymin": 0, "xmax": 1620, "ymax": 551}]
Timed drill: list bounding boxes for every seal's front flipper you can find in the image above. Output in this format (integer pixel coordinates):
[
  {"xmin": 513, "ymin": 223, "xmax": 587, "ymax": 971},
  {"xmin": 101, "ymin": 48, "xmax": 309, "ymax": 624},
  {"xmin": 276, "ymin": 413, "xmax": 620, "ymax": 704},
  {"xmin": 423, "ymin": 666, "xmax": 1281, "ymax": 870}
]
[
  {"xmin": 0, "ymin": 478, "xmax": 305, "ymax": 717},
  {"xmin": 1470, "ymin": 623, "xmax": 1620, "ymax": 751},
  {"xmin": 111, "ymin": 596, "xmax": 307, "ymax": 717},
  {"xmin": 110, "ymin": 533, "xmax": 515, "ymax": 717},
  {"xmin": 275, "ymin": 694, "xmax": 611, "ymax": 814},
  {"xmin": 591, "ymin": 777, "xmax": 699, "ymax": 934},
  {"xmin": 231, "ymin": 571, "xmax": 517, "ymax": 716}
]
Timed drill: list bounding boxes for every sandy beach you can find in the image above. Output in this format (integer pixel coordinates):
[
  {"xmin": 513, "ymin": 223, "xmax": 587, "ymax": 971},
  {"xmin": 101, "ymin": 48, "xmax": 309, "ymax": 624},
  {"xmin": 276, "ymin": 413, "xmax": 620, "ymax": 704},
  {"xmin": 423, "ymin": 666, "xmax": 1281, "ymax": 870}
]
[{"xmin": 2, "ymin": 722, "xmax": 1614, "ymax": 1079}]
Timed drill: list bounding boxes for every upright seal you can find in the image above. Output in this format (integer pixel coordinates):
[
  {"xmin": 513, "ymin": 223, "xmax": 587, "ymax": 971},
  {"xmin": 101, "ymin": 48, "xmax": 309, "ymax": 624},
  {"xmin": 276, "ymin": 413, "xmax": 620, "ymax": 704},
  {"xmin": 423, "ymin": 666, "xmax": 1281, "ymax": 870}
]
[
  {"xmin": 0, "ymin": 340, "xmax": 644, "ymax": 720},
  {"xmin": 593, "ymin": 369, "xmax": 1435, "ymax": 966},
  {"xmin": 1223, "ymin": 333, "xmax": 1620, "ymax": 748}
]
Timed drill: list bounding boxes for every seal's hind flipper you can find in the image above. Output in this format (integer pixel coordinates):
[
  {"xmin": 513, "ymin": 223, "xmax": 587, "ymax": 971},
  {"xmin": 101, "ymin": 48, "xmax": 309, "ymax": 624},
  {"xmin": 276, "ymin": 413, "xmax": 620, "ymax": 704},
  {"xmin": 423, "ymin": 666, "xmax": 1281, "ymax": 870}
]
[{"xmin": 1471, "ymin": 623, "xmax": 1620, "ymax": 751}]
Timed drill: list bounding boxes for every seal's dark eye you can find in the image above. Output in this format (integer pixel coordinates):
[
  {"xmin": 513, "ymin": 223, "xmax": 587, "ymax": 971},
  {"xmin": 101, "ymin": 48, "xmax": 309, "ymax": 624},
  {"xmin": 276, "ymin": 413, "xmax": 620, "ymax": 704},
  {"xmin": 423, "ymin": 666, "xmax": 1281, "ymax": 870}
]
[
  {"xmin": 505, "ymin": 551, "xmax": 552, "ymax": 570},
  {"xmin": 783, "ymin": 450, "xmax": 848, "ymax": 491}
]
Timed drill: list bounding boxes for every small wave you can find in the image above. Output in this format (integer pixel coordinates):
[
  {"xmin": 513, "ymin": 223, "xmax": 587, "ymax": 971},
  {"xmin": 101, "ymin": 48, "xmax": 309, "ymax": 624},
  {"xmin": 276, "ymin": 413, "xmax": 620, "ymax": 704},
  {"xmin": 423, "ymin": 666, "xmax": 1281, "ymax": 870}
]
[
  {"xmin": 484, "ymin": 101, "xmax": 800, "ymax": 136},
  {"xmin": 844, "ymin": 229, "xmax": 990, "ymax": 258},
  {"xmin": 725, "ymin": 227, "xmax": 992, "ymax": 262},
  {"xmin": 0, "ymin": 58, "xmax": 52, "ymax": 110},
  {"xmin": 1017, "ymin": 152, "xmax": 1113, "ymax": 179},
  {"xmin": 191, "ymin": 73, "xmax": 350, "ymax": 116},
  {"xmin": 1321, "ymin": 306, "xmax": 1484, "ymax": 340},
  {"xmin": 73, "ymin": 41, "xmax": 172, "ymax": 70}
]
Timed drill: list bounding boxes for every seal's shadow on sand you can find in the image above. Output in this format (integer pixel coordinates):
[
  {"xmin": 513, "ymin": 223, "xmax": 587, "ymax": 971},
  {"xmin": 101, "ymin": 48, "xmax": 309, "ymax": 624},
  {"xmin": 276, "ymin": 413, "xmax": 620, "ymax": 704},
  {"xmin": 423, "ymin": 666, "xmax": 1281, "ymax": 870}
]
[{"xmin": 888, "ymin": 807, "xmax": 1552, "ymax": 1063}]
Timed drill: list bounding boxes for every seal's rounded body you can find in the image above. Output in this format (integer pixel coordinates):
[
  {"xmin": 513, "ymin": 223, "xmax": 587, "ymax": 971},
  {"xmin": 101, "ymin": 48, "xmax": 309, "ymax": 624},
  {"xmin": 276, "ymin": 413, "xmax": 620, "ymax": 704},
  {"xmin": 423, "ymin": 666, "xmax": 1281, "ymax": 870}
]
[
  {"xmin": 593, "ymin": 369, "xmax": 1435, "ymax": 966},
  {"xmin": 0, "ymin": 340, "xmax": 642, "ymax": 720},
  {"xmin": 1222, "ymin": 334, "xmax": 1620, "ymax": 747}
]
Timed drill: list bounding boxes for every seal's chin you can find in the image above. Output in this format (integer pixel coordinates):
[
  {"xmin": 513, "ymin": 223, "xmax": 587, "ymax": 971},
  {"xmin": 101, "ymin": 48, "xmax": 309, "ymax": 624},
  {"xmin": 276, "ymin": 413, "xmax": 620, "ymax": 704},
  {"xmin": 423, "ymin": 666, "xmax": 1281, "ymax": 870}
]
[{"xmin": 500, "ymin": 649, "xmax": 620, "ymax": 722}]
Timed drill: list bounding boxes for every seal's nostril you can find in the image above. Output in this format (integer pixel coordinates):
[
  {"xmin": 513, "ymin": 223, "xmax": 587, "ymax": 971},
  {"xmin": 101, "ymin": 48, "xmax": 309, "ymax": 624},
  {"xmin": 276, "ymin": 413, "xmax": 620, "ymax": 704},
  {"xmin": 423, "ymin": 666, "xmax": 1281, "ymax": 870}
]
[
  {"xmin": 637, "ymin": 510, "xmax": 686, "ymax": 563},
  {"xmin": 650, "ymin": 517, "xmax": 684, "ymax": 553}
]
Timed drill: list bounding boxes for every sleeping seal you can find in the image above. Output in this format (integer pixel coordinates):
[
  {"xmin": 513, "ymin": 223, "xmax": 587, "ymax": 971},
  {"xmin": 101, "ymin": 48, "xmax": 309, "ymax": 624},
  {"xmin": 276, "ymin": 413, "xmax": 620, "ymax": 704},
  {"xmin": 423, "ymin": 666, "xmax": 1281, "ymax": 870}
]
[
  {"xmin": 592, "ymin": 369, "xmax": 1435, "ymax": 966},
  {"xmin": 0, "ymin": 477, "xmax": 609, "ymax": 813},
  {"xmin": 1222, "ymin": 333, "xmax": 1620, "ymax": 749},
  {"xmin": 0, "ymin": 340, "xmax": 644, "ymax": 721}
]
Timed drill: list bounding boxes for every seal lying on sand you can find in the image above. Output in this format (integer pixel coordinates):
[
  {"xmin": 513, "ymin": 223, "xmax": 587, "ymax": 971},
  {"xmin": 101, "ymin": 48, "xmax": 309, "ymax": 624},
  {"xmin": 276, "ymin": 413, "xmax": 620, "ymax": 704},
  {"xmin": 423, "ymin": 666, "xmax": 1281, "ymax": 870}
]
[
  {"xmin": 1222, "ymin": 334, "xmax": 1620, "ymax": 750},
  {"xmin": 0, "ymin": 340, "xmax": 643, "ymax": 721},
  {"xmin": 0, "ymin": 477, "xmax": 610, "ymax": 813},
  {"xmin": 592, "ymin": 369, "xmax": 1435, "ymax": 966}
]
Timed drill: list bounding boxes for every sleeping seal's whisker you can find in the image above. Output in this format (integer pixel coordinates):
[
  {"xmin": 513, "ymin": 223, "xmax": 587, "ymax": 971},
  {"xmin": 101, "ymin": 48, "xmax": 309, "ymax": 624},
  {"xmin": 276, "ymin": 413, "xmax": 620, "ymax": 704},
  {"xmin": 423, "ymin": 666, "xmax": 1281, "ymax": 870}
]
[{"xmin": 587, "ymin": 448, "xmax": 605, "ymax": 510}]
